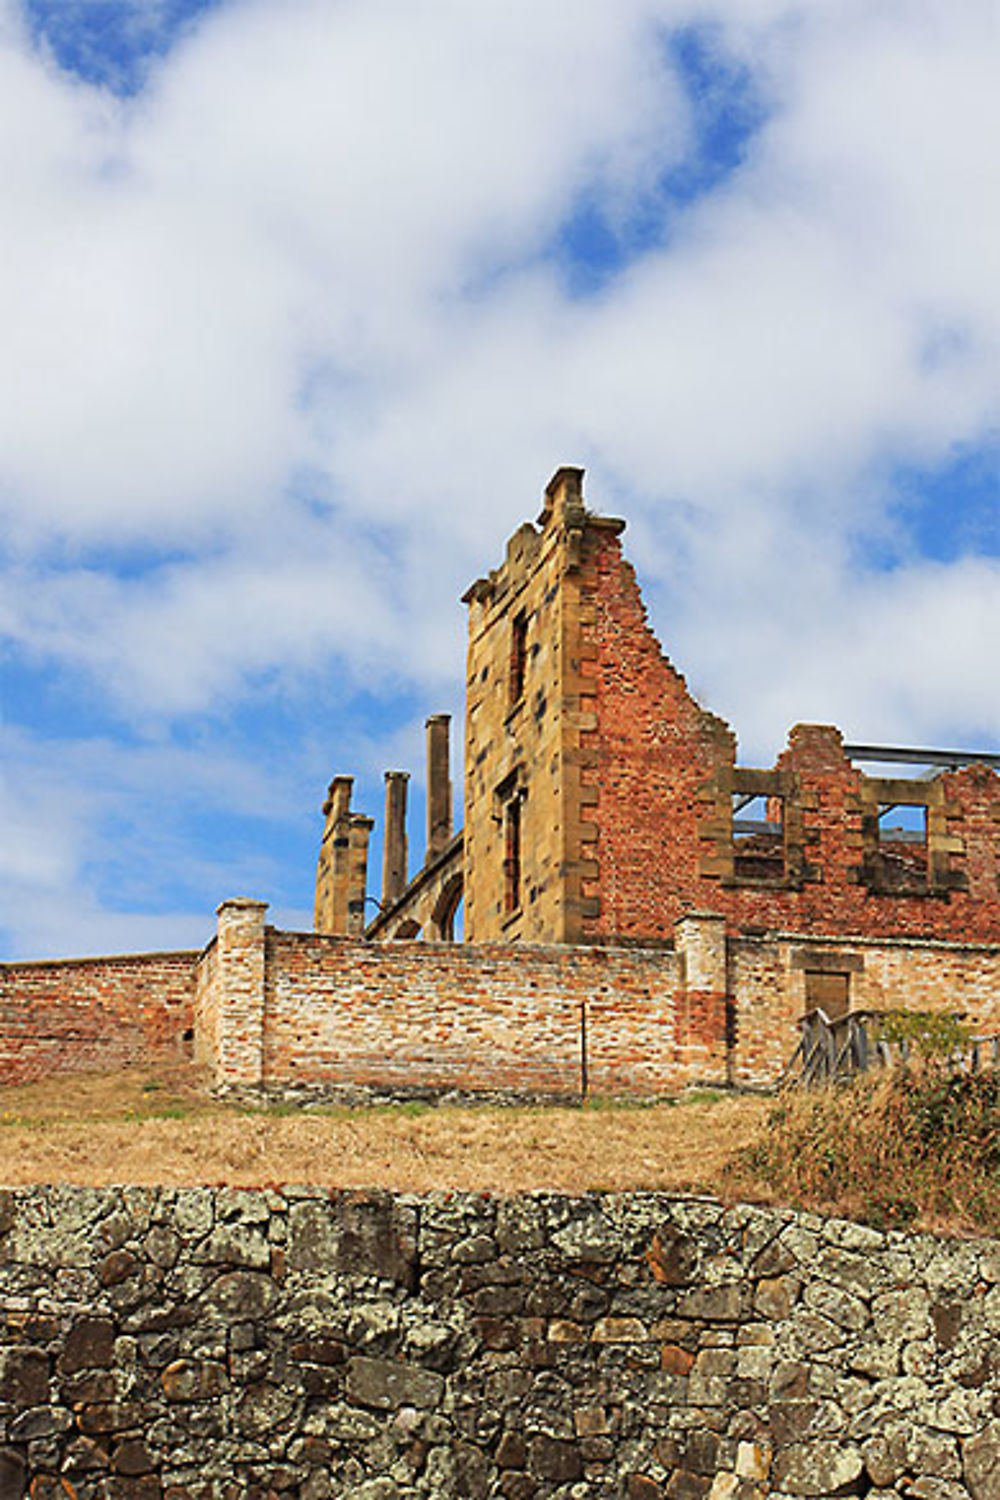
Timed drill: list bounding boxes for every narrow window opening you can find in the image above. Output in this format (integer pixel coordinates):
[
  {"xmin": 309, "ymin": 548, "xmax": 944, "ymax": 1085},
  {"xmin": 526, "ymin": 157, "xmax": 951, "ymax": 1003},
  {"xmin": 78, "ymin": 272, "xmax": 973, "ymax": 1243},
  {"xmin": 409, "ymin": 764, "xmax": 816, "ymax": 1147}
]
[
  {"xmin": 732, "ymin": 792, "xmax": 785, "ymax": 880},
  {"xmin": 509, "ymin": 612, "xmax": 528, "ymax": 705},
  {"xmin": 504, "ymin": 797, "xmax": 522, "ymax": 914},
  {"xmin": 876, "ymin": 803, "xmax": 928, "ymax": 893}
]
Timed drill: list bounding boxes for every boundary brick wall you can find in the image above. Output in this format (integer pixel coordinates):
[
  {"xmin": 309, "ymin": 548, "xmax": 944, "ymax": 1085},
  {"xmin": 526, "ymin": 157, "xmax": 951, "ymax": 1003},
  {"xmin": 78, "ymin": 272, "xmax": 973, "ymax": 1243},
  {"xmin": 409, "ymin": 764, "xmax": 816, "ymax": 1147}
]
[
  {"xmin": 2, "ymin": 906, "xmax": 996, "ymax": 1098},
  {"xmin": 0, "ymin": 952, "xmax": 199, "ymax": 1087},
  {"xmin": 730, "ymin": 933, "xmax": 1000, "ymax": 1088},
  {"xmin": 200, "ymin": 904, "xmax": 998, "ymax": 1099},
  {"xmin": 260, "ymin": 928, "xmax": 724, "ymax": 1099},
  {"xmin": 201, "ymin": 901, "xmax": 729, "ymax": 1097},
  {"xmin": 192, "ymin": 938, "xmax": 219, "ymax": 1073},
  {"xmin": 256, "ymin": 927, "xmax": 718, "ymax": 1098},
  {"xmin": 1, "ymin": 1187, "xmax": 999, "ymax": 1499}
]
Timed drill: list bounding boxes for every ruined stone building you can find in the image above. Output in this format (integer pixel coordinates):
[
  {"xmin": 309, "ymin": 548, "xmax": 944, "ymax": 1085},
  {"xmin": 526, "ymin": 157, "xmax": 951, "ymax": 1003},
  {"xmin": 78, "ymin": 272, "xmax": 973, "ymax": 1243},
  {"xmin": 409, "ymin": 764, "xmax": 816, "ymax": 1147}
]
[
  {"xmin": 316, "ymin": 465, "xmax": 1000, "ymax": 1002},
  {"xmin": 3, "ymin": 468, "xmax": 999, "ymax": 1099}
]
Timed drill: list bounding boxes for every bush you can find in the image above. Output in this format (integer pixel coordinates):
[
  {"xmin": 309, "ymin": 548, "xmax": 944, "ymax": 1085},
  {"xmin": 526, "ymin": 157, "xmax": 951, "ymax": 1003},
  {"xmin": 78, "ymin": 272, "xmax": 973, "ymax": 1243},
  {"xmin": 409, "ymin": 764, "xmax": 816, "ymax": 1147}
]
[{"xmin": 732, "ymin": 1059, "xmax": 1000, "ymax": 1234}]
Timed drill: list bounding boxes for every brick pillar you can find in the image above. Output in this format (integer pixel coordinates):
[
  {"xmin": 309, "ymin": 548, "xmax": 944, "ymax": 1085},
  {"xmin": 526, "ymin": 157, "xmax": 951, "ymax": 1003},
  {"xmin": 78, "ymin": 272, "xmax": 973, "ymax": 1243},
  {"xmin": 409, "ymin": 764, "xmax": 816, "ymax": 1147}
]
[
  {"xmin": 382, "ymin": 772, "xmax": 409, "ymax": 906},
  {"xmin": 674, "ymin": 911, "xmax": 729, "ymax": 1085},
  {"xmin": 426, "ymin": 714, "xmax": 453, "ymax": 862},
  {"xmin": 212, "ymin": 898, "xmax": 268, "ymax": 1090}
]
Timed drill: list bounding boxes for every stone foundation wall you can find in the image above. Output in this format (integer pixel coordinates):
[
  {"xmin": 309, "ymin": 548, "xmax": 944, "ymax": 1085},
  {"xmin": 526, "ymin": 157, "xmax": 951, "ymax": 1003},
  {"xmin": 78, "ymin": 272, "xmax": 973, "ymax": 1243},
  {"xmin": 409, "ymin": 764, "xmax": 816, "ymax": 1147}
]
[{"xmin": 0, "ymin": 1188, "xmax": 998, "ymax": 1499}]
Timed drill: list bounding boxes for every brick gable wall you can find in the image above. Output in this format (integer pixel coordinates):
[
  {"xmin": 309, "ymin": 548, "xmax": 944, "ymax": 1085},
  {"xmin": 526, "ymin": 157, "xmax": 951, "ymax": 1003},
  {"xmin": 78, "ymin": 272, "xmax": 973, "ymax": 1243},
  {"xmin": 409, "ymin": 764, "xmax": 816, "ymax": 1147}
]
[{"xmin": 575, "ymin": 522, "xmax": 1000, "ymax": 945}]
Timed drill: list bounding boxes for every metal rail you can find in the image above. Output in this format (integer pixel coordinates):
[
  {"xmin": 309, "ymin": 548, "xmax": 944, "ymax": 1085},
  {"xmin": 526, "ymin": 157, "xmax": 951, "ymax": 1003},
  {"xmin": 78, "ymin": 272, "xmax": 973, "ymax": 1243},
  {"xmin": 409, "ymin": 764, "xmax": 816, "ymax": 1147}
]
[{"xmin": 843, "ymin": 744, "xmax": 1000, "ymax": 771}]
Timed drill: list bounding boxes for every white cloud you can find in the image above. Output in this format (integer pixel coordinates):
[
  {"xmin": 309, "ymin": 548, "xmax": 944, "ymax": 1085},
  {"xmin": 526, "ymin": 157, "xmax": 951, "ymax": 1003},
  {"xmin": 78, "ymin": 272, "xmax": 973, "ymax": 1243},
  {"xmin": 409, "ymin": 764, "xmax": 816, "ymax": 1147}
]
[
  {"xmin": 1, "ymin": 0, "xmax": 998, "ymax": 953},
  {"xmin": 0, "ymin": 723, "xmax": 307, "ymax": 957}
]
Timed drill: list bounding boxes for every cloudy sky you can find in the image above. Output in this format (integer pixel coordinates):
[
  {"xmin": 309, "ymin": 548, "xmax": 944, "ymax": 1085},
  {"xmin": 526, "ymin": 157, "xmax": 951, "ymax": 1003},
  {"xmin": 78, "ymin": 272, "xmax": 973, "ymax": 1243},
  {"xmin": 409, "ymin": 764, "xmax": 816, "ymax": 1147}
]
[{"xmin": 1, "ymin": 0, "xmax": 997, "ymax": 959}]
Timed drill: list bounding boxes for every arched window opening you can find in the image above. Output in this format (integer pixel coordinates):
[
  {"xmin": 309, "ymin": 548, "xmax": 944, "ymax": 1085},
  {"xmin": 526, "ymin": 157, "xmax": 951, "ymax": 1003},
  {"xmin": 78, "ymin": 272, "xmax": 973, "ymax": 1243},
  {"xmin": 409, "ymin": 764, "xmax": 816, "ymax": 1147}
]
[{"xmin": 431, "ymin": 874, "xmax": 464, "ymax": 942}]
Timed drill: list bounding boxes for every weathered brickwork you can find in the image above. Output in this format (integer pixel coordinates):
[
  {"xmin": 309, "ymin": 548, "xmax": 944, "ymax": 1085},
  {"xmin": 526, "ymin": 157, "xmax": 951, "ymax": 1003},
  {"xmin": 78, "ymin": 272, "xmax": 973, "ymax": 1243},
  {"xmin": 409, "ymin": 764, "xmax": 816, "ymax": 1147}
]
[
  {"xmin": 3, "ymin": 904, "xmax": 997, "ymax": 1096},
  {"xmin": 1, "ymin": 1186, "xmax": 999, "ymax": 1499},
  {"xmin": 576, "ymin": 518, "xmax": 736, "ymax": 946},
  {"xmin": 0, "ymin": 952, "xmax": 197, "ymax": 1087},
  {"xmin": 728, "ymin": 933, "xmax": 1000, "ymax": 1088},
  {"xmin": 573, "ymin": 529, "xmax": 1000, "ymax": 946},
  {"xmin": 216, "ymin": 916, "xmax": 725, "ymax": 1098}
]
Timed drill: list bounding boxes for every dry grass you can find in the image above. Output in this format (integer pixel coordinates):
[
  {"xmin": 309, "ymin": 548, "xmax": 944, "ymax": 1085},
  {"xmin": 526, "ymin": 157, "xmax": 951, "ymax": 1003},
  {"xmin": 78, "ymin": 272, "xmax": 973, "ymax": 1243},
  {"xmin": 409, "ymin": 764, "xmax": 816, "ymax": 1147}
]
[
  {"xmin": 0, "ymin": 1065, "xmax": 769, "ymax": 1194},
  {"xmin": 729, "ymin": 1064, "xmax": 1000, "ymax": 1237}
]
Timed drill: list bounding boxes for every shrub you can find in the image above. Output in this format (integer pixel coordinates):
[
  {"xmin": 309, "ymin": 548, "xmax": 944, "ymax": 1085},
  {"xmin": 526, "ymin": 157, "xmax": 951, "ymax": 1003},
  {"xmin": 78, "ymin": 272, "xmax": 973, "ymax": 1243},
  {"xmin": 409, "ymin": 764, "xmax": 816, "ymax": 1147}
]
[{"xmin": 732, "ymin": 1058, "xmax": 1000, "ymax": 1234}]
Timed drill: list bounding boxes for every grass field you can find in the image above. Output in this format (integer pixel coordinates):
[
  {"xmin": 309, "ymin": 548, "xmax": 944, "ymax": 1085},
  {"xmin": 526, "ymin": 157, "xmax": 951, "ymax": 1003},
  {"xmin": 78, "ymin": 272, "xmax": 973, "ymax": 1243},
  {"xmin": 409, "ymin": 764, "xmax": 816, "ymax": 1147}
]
[{"xmin": 0, "ymin": 1064, "xmax": 769, "ymax": 1194}]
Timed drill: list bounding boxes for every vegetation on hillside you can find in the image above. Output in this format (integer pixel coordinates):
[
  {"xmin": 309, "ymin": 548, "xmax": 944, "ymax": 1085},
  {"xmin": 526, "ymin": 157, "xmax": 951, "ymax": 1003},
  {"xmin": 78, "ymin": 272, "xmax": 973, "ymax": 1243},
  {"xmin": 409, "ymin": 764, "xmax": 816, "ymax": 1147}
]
[{"xmin": 733, "ymin": 1052, "xmax": 1000, "ymax": 1235}]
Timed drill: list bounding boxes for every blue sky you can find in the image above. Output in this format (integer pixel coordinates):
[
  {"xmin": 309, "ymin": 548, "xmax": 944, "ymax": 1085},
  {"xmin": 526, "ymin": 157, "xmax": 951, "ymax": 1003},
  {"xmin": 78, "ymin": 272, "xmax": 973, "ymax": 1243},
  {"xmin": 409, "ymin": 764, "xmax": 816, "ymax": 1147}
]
[{"xmin": 1, "ymin": 0, "xmax": 998, "ymax": 959}]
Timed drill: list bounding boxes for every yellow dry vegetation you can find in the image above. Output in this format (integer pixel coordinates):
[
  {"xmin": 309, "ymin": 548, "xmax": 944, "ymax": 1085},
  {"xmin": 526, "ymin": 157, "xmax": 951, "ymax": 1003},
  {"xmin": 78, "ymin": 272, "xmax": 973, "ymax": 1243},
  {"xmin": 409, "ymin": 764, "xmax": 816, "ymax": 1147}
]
[{"xmin": 0, "ymin": 1064, "xmax": 769, "ymax": 1194}]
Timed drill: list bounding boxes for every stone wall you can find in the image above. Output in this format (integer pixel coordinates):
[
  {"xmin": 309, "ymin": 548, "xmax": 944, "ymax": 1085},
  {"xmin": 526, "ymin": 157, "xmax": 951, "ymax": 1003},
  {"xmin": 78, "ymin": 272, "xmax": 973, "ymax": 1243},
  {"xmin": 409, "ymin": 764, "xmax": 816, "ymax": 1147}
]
[
  {"xmin": 0, "ymin": 1188, "xmax": 998, "ymax": 1499},
  {"xmin": 462, "ymin": 467, "xmax": 608, "ymax": 945},
  {"xmin": 0, "ymin": 952, "xmax": 198, "ymax": 1087}
]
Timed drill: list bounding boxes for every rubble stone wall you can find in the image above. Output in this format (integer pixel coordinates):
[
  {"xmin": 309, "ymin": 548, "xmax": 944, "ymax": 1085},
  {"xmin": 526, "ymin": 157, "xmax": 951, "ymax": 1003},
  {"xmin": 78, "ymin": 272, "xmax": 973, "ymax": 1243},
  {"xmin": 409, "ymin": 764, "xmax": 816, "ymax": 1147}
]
[{"xmin": 0, "ymin": 1188, "xmax": 998, "ymax": 1499}]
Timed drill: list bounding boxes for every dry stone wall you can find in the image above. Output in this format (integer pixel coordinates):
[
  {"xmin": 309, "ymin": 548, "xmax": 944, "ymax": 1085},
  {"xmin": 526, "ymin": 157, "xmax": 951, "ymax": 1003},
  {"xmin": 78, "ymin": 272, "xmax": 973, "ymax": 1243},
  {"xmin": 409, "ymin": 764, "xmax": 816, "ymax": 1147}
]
[{"xmin": 1, "ymin": 1188, "xmax": 998, "ymax": 1499}]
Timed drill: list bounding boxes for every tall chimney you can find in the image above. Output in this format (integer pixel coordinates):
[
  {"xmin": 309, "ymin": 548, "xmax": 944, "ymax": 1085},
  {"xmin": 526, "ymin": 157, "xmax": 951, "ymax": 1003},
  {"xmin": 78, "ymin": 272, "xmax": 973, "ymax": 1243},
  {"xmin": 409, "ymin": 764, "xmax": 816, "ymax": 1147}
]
[
  {"xmin": 315, "ymin": 775, "xmax": 354, "ymax": 934},
  {"xmin": 426, "ymin": 714, "xmax": 452, "ymax": 862},
  {"xmin": 346, "ymin": 814, "xmax": 374, "ymax": 937},
  {"xmin": 382, "ymin": 771, "xmax": 410, "ymax": 907}
]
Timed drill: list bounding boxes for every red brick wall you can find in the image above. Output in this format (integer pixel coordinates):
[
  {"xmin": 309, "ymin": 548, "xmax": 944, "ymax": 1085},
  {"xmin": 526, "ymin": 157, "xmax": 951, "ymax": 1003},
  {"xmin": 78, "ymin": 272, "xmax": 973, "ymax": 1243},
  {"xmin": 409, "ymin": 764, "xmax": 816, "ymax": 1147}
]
[
  {"xmin": 578, "ymin": 526, "xmax": 1000, "ymax": 945},
  {"xmin": 256, "ymin": 931, "xmax": 717, "ymax": 1098},
  {"xmin": 0, "ymin": 952, "xmax": 199, "ymax": 1086},
  {"xmin": 4, "ymin": 914, "xmax": 996, "ymax": 1099},
  {"xmin": 577, "ymin": 525, "xmax": 734, "ymax": 943}
]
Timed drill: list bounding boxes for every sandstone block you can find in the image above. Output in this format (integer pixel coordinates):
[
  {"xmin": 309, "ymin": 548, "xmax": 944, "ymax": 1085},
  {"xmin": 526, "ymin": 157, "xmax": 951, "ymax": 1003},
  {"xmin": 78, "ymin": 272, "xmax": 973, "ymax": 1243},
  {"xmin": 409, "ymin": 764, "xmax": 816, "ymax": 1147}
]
[
  {"xmin": 346, "ymin": 1356, "xmax": 444, "ymax": 1411},
  {"xmin": 0, "ymin": 1347, "xmax": 49, "ymax": 1405},
  {"xmin": 528, "ymin": 1434, "xmax": 582, "ymax": 1484},
  {"xmin": 963, "ymin": 1420, "xmax": 1000, "ymax": 1500},
  {"xmin": 771, "ymin": 1440, "xmax": 864, "ymax": 1496}
]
